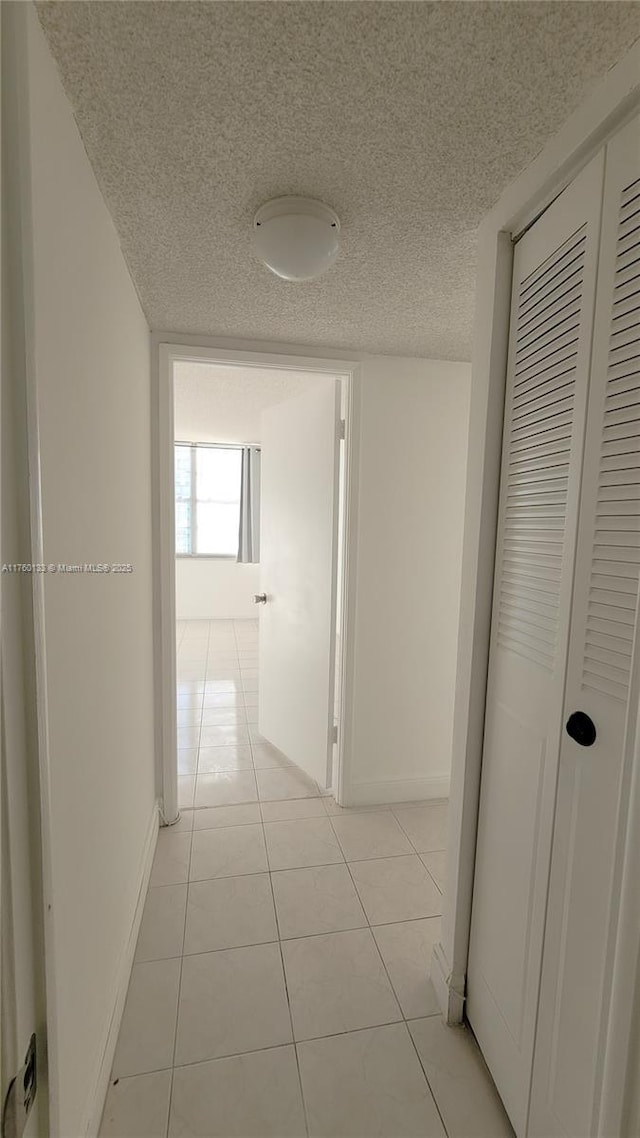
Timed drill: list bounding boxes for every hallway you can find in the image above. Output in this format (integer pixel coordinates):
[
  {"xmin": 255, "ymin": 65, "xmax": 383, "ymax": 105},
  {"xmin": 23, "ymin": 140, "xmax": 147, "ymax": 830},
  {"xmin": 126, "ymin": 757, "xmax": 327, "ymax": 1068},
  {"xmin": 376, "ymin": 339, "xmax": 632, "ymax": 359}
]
[
  {"xmin": 9, "ymin": 6, "xmax": 640, "ymax": 1131},
  {"xmin": 99, "ymin": 622, "xmax": 513, "ymax": 1136}
]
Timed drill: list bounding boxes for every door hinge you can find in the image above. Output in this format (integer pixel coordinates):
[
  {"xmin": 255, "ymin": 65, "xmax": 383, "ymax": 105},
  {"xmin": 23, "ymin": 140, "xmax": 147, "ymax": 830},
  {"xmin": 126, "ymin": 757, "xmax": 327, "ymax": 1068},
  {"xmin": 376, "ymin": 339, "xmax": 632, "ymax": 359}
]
[
  {"xmin": 332, "ymin": 723, "xmax": 339, "ymax": 744},
  {"xmin": 338, "ymin": 419, "xmax": 346, "ymax": 440},
  {"xmin": 2, "ymin": 1035, "xmax": 37, "ymax": 1138}
]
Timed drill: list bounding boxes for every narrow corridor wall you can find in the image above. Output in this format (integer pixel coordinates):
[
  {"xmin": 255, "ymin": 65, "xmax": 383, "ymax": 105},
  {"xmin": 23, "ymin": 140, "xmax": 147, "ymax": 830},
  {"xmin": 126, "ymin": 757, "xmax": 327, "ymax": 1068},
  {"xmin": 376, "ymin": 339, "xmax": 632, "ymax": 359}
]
[{"xmin": 22, "ymin": 8, "xmax": 157, "ymax": 1134}]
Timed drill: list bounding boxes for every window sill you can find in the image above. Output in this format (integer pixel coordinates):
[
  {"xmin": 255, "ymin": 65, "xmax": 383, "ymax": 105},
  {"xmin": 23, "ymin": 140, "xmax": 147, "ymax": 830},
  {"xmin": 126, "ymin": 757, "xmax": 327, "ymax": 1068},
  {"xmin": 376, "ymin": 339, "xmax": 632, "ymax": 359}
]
[{"xmin": 176, "ymin": 554, "xmax": 239, "ymax": 561}]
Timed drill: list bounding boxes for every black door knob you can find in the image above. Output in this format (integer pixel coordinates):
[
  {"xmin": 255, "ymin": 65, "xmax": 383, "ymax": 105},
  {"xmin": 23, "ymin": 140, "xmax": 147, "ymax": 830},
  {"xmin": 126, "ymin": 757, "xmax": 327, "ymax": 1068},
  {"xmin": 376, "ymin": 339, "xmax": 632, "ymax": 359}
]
[{"xmin": 566, "ymin": 711, "xmax": 596, "ymax": 747}]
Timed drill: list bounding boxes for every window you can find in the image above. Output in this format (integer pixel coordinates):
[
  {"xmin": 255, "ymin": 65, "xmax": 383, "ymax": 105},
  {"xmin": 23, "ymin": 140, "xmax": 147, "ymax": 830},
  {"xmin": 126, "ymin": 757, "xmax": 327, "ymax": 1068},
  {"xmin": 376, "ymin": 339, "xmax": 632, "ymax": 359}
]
[{"xmin": 175, "ymin": 443, "xmax": 243, "ymax": 557}]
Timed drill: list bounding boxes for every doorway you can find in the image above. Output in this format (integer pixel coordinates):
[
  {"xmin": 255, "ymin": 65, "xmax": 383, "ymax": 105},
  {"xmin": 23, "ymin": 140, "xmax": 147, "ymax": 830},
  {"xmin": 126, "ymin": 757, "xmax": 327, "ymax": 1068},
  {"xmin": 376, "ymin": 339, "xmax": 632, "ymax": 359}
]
[
  {"xmin": 172, "ymin": 359, "xmax": 347, "ymax": 813},
  {"xmin": 154, "ymin": 344, "xmax": 359, "ymax": 825}
]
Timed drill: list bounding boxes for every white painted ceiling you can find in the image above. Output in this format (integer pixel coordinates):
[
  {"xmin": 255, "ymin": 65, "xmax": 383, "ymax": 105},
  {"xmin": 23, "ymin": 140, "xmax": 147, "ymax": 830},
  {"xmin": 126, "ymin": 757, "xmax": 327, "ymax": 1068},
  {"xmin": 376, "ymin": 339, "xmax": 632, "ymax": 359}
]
[
  {"xmin": 37, "ymin": 1, "xmax": 640, "ymax": 360},
  {"xmin": 174, "ymin": 363, "xmax": 333, "ymax": 444}
]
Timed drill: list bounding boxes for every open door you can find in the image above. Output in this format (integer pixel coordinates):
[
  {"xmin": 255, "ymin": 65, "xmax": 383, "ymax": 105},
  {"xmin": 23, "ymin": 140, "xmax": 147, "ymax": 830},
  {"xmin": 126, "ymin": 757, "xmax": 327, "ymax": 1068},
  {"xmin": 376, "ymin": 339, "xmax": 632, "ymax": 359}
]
[{"xmin": 258, "ymin": 380, "xmax": 341, "ymax": 788}]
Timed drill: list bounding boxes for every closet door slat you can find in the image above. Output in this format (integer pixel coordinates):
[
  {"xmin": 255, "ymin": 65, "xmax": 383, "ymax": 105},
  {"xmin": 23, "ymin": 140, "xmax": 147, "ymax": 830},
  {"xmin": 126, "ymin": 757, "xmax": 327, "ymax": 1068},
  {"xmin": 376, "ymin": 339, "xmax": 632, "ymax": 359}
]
[
  {"xmin": 468, "ymin": 151, "xmax": 604, "ymax": 1138},
  {"xmin": 581, "ymin": 174, "xmax": 640, "ymax": 699},
  {"xmin": 530, "ymin": 120, "xmax": 640, "ymax": 1138}
]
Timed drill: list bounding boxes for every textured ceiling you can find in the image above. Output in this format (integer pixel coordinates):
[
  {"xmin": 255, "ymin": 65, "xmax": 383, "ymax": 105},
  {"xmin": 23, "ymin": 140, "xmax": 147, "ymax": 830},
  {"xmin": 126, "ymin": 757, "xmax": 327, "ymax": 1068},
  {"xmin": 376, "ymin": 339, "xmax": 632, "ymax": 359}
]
[
  {"xmin": 36, "ymin": 1, "xmax": 640, "ymax": 360},
  {"xmin": 174, "ymin": 363, "xmax": 333, "ymax": 443}
]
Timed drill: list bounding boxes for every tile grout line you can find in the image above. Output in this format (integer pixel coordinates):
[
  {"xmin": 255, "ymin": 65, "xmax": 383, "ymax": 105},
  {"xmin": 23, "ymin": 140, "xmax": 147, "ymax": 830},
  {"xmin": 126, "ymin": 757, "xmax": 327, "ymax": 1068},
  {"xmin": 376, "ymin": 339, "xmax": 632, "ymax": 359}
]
[
  {"xmin": 181, "ymin": 813, "xmax": 446, "ymax": 866},
  {"xmin": 162, "ymin": 816, "xmax": 194, "ymax": 1138},
  {"xmin": 406, "ymin": 1021, "xmax": 452, "ymax": 1138},
  {"xmin": 321, "ymin": 853, "xmax": 452, "ymax": 1130},
  {"xmin": 178, "ymin": 619, "xmax": 207, "ymax": 811},
  {"xmin": 108, "ymin": 1013, "xmax": 446, "ymax": 1087},
  {"xmin": 197, "ymin": 626, "xmax": 252, "ymax": 803},
  {"xmin": 175, "ymin": 815, "xmax": 445, "ymax": 885},
  {"xmin": 136, "ymin": 902, "xmax": 445, "ymax": 963},
  {"xmin": 326, "ymin": 806, "xmax": 447, "ymax": 873},
  {"xmin": 337, "ymin": 847, "xmax": 411, "ymax": 1025},
  {"xmin": 264, "ymin": 836, "xmax": 311, "ymax": 1138},
  {"xmin": 313, "ymin": 824, "xmax": 443, "ymax": 1032}
]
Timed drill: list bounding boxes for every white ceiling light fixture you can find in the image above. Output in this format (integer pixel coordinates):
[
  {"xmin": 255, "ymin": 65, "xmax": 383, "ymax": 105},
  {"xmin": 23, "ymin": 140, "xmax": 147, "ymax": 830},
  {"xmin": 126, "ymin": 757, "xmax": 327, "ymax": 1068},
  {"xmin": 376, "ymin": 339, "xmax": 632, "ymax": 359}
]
[{"xmin": 253, "ymin": 196, "xmax": 340, "ymax": 282}]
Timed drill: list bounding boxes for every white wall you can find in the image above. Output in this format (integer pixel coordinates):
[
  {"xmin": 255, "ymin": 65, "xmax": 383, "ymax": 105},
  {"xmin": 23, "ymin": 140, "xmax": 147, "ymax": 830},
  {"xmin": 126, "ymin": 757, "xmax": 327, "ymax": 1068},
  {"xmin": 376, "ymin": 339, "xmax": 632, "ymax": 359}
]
[
  {"xmin": 345, "ymin": 357, "xmax": 470, "ymax": 805},
  {"xmin": 23, "ymin": 9, "xmax": 157, "ymax": 1136},
  {"xmin": 176, "ymin": 558, "xmax": 260, "ymax": 619}
]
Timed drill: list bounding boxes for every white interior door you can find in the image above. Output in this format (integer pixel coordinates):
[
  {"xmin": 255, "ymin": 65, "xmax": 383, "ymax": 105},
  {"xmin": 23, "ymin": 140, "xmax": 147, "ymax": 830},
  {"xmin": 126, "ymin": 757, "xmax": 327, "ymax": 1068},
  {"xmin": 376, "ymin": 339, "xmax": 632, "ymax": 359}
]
[
  {"xmin": 466, "ymin": 152, "xmax": 604, "ymax": 1136},
  {"xmin": 529, "ymin": 113, "xmax": 640, "ymax": 1138},
  {"xmin": 258, "ymin": 380, "xmax": 341, "ymax": 788}
]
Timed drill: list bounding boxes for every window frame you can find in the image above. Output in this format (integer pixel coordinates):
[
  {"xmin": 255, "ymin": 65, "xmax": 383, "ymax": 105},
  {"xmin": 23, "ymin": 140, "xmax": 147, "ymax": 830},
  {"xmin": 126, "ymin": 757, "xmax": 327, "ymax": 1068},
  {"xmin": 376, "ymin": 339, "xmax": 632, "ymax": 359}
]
[{"xmin": 174, "ymin": 440, "xmax": 245, "ymax": 560}]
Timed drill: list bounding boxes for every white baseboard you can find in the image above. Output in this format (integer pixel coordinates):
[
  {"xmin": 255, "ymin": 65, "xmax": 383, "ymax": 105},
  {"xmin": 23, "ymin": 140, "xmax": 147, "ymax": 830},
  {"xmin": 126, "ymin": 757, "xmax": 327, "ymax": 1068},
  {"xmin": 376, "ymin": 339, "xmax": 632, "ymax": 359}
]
[
  {"xmin": 431, "ymin": 940, "xmax": 466, "ymax": 1024},
  {"xmin": 83, "ymin": 800, "xmax": 160, "ymax": 1137},
  {"xmin": 347, "ymin": 774, "xmax": 450, "ymax": 807}
]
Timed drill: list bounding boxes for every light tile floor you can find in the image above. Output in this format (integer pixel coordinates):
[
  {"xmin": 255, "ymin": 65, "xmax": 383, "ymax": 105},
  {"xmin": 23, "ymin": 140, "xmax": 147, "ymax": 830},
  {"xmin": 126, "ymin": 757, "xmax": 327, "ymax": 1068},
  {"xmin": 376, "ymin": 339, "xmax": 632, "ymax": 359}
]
[{"xmin": 100, "ymin": 619, "xmax": 514, "ymax": 1137}]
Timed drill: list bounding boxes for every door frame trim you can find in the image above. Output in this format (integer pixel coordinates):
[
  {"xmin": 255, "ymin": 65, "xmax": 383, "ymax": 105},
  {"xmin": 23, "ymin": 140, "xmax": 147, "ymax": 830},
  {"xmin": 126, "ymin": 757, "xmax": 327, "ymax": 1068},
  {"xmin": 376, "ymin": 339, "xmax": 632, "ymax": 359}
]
[
  {"xmin": 151, "ymin": 334, "xmax": 361, "ymax": 824},
  {"xmin": 3, "ymin": 6, "xmax": 59, "ymax": 1132},
  {"xmin": 437, "ymin": 36, "xmax": 640, "ymax": 1133}
]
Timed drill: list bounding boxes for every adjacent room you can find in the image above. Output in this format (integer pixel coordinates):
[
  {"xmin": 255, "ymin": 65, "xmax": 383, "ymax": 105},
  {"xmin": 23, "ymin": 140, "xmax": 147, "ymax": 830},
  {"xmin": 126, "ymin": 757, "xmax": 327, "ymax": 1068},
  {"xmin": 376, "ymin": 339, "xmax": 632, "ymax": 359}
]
[{"xmin": 172, "ymin": 359, "xmax": 341, "ymax": 808}]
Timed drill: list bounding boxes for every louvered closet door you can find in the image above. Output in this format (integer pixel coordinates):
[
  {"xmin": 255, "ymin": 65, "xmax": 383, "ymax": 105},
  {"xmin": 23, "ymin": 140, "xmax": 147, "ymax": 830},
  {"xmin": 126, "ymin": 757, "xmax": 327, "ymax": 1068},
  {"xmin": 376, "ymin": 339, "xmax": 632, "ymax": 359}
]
[
  {"xmin": 466, "ymin": 151, "xmax": 605, "ymax": 1137},
  {"xmin": 529, "ymin": 114, "xmax": 640, "ymax": 1138}
]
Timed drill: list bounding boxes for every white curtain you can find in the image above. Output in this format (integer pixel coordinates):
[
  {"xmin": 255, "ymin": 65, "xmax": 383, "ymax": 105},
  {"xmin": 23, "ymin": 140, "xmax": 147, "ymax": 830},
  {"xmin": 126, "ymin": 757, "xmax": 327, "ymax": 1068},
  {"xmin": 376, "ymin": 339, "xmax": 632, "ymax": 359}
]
[{"xmin": 237, "ymin": 446, "xmax": 261, "ymax": 563}]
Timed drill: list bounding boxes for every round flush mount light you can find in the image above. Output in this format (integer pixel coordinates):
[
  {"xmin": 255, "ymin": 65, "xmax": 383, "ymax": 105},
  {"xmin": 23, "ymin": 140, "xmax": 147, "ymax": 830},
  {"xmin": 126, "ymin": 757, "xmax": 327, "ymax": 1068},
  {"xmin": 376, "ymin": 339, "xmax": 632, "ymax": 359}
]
[{"xmin": 253, "ymin": 196, "xmax": 340, "ymax": 282}]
